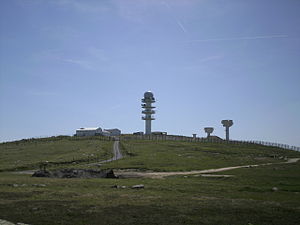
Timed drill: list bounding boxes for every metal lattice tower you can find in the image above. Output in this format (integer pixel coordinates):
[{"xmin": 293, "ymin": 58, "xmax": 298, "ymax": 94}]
[{"xmin": 141, "ymin": 91, "xmax": 156, "ymax": 135}]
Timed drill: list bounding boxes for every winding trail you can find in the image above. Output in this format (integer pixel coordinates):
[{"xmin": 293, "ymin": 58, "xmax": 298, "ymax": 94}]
[
  {"xmin": 115, "ymin": 158, "xmax": 300, "ymax": 179},
  {"xmin": 89, "ymin": 140, "xmax": 122, "ymax": 165}
]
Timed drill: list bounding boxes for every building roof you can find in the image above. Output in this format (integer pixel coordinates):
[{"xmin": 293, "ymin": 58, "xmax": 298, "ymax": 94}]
[
  {"xmin": 76, "ymin": 127, "xmax": 101, "ymax": 131},
  {"xmin": 105, "ymin": 128, "xmax": 121, "ymax": 131}
]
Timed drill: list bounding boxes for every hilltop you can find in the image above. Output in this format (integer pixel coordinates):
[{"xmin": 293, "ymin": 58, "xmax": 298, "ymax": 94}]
[{"xmin": 1, "ymin": 135, "xmax": 299, "ymax": 173}]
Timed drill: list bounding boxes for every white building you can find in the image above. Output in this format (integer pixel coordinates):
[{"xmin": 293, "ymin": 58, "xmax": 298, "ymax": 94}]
[
  {"xmin": 102, "ymin": 130, "xmax": 111, "ymax": 136},
  {"xmin": 76, "ymin": 127, "xmax": 102, "ymax": 137},
  {"xmin": 104, "ymin": 129, "xmax": 121, "ymax": 136},
  {"xmin": 75, "ymin": 127, "xmax": 121, "ymax": 137}
]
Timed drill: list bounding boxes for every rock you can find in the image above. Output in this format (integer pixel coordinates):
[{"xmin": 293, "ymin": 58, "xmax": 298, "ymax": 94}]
[
  {"xmin": 131, "ymin": 184, "xmax": 144, "ymax": 189},
  {"xmin": 112, "ymin": 185, "xmax": 127, "ymax": 189},
  {"xmin": 0, "ymin": 219, "xmax": 31, "ymax": 225},
  {"xmin": 32, "ymin": 184, "xmax": 46, "ymax": 187},
  {"xmin": 0, "ymin": 219, "xmax": 15, "ymax": 225},
  {"xmin": 32, "ymin": 169, "xmax": 118, "ymax": 179},
  {"xmin": 272, "ymin": 187, "xmax": 278, "ymax": 192},
  {"xmin": 105, "ymin": 169, "xmax": 118, "ymax": 178},
  {"xmin": 32, "ymin": 170, "xmax": 51, "ymax": 177}
]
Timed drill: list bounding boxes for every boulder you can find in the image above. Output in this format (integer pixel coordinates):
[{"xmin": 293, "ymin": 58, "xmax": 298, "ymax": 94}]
[
  {"xmin": 112, "ymin": 185, "xmax": 127, "ymax": 189},
  {"xmin": 272, "ymin": 187, "xmax": 279, "ymax": 192},
  {"xmin": 32, "ymin": 170, "xmax": 51, "ymax": 177},
  {"xmin": 32, "ymin": 169, "xmax": 117, "ymax": 179},
  {"xmin": 131, "ymin": 184, "xmax": 144, "ymax": 189}
]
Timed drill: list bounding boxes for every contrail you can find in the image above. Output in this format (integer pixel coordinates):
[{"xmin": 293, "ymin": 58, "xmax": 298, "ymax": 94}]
[
  {"xmin": 187, "ymin": 35, "xmax": 288, "ymax": 42},
  {"xmin": 176, "ymin": 21, "xmax": 187, "ymax": 33},
  {"xmin": 162, "ymin": 1, "xmax": 187, "ymax": 34},
  {"xmin": 162, "ymin": 1, "xmax": 171, "ymax": 10}
]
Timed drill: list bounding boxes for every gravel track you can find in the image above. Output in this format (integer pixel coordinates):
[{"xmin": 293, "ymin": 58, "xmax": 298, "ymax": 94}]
[
  {"xmin": 116, "ymin": 158, "xmax": 300, "ymax": 179},
  {"xmin": 88, "ymin": 140, "xmax": 122, "ymax": 165}
]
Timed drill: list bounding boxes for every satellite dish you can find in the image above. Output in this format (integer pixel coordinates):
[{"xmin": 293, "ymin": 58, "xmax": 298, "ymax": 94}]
[
  {"xmin": 204, "ymin": 127, "xmax": 214, "ymax": 138},
  {"xmin": 221, "ymin": 120, "xmax": 233, "ymax": 141}
]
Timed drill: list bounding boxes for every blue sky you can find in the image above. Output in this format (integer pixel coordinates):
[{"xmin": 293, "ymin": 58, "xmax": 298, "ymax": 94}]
[{"xmin": 1, "ymin": 0, "xmax": 300, "ymax": 146}]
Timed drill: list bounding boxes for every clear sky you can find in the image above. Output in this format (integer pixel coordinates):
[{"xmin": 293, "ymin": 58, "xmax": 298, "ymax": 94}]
[{"xmin": 1, "ymin": 0, "xmax": 300, "ymax": 146}]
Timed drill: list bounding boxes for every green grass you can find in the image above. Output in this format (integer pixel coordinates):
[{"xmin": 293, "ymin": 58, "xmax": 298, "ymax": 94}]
[
  {"xmin": 0, "ymin": 137, "xmax": 300, "ymax": 224},
  {"xmin": 0, "ymin": 136, "xmax": 114, "ymax": 171},
  {"xmin": 102, "ymin": 140, "xmax": 300, "ymax": 171},
  {"xmin": 0, "ymin": 162, "xmax": 299, "ymax": 225}
]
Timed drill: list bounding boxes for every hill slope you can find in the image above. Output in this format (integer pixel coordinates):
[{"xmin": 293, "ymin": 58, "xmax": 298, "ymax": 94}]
[
  {"xmin": 101, "ymin": 139, "xmax": 300, "ymax": 172},
  {"xmin": 0, "ymin": 137, "xmax": 300, "ymax": 225},
  {"xmin": 0, "ymin": 136, "xmax": 113, "ymax": 172}
]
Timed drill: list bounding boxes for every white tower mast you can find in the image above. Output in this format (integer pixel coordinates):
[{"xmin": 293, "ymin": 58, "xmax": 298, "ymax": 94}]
[
  {"xmin": 142, "ymin": 91, "xmax": 156, "ymax": 135},
  {"xmin": 221, "ymin": 120, "xmax": 233, "ymax": 141}
]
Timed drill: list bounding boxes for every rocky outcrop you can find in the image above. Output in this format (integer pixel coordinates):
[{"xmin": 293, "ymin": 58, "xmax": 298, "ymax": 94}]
[
  {"xmin": 131, "ymin": 184, "xmax": 144, "ymax": 189},
  {"xmin": 0, "ymin": 219, "xmax": 30, "ymax": 225},
  {"xmin": 32, "ymin": 169, "xmax": 117, "ymax": 178}
]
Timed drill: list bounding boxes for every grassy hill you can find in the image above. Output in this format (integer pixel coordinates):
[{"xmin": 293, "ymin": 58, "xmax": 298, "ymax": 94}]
[
  {"xmin": 101, "ymin": 140, "xmax": 300, "ymax": 172},
  {"xmin": 0, "ymin": 136, "xmax": 114, "ymax": 172},
  {"xmin": 0, "ymin": 136, "xmax": 300, "ymax": 225}
]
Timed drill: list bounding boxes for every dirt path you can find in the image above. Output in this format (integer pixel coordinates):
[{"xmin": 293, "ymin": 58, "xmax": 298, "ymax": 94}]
[
  {"xmin": 84, "ymin": 140, "xmax": 123, "ymax": 166},
  {"xmin": 113, "ymin": 140, "xmax": 123, "ymax": 160},
  {"xmin": 116, "ymin": 158, "xmax": 300, "ymax": 179}
]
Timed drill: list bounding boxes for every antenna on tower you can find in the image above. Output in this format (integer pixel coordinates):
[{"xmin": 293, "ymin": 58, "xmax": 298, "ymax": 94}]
[
  {"xmin": 141, "ymin": 91, "xmax": 156, "ymax": 135},
  {"xmin": 221, "ymin": 120, "xmax": 233, "ymax": 141},
  {"xmin": 204, "ymin": 127, "xmax": 214, "ymax": 138}
]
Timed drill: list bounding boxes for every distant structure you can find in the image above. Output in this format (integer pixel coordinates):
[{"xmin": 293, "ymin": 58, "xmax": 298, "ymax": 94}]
[
  {"xmin": 76, "ymin": 127, "xmax": 102, "ymax": 137},
  {"xmin": 221, "ymin": 120, "xmax": 233, "ymax": 141},
  {"xmin": 141, "ymin": 91, "xmax": 156, "ymax": 135},
  {"xmin": 152, "ymin": 131, "xmax": 167, "ymax": 135},
  {"xmin": 192, "ymin": 134, "xmax": 197, "ymax": 138},
  {"xmin": 105, "ymin": 129, "xmax": 121, "ymax": 136},
  {"xmin": 76, "ymin": 127, "xmax": 121, "ymax": 137},
  {"xmin": 204, "ymin": 127, "xmax": 214, "ymax": 138}
]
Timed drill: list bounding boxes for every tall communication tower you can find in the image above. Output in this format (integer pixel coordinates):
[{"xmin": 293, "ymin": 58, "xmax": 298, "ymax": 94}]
[
  {"xmin": 142, "ymin": 91, "xmax": 156, "ymax": 135},
  {"xmin": 221, "ymin": 120, "xmax": 233, "ymax": 141}
]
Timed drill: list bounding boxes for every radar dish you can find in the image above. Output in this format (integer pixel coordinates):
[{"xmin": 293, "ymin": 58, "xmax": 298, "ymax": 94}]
[
  {"xmin": 144, "ymin": 91, "xmax": 154, "ymax": 98},
  {"xmin": 204, "ymin": 127, "xmax": 214, "ymax": 134}
]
